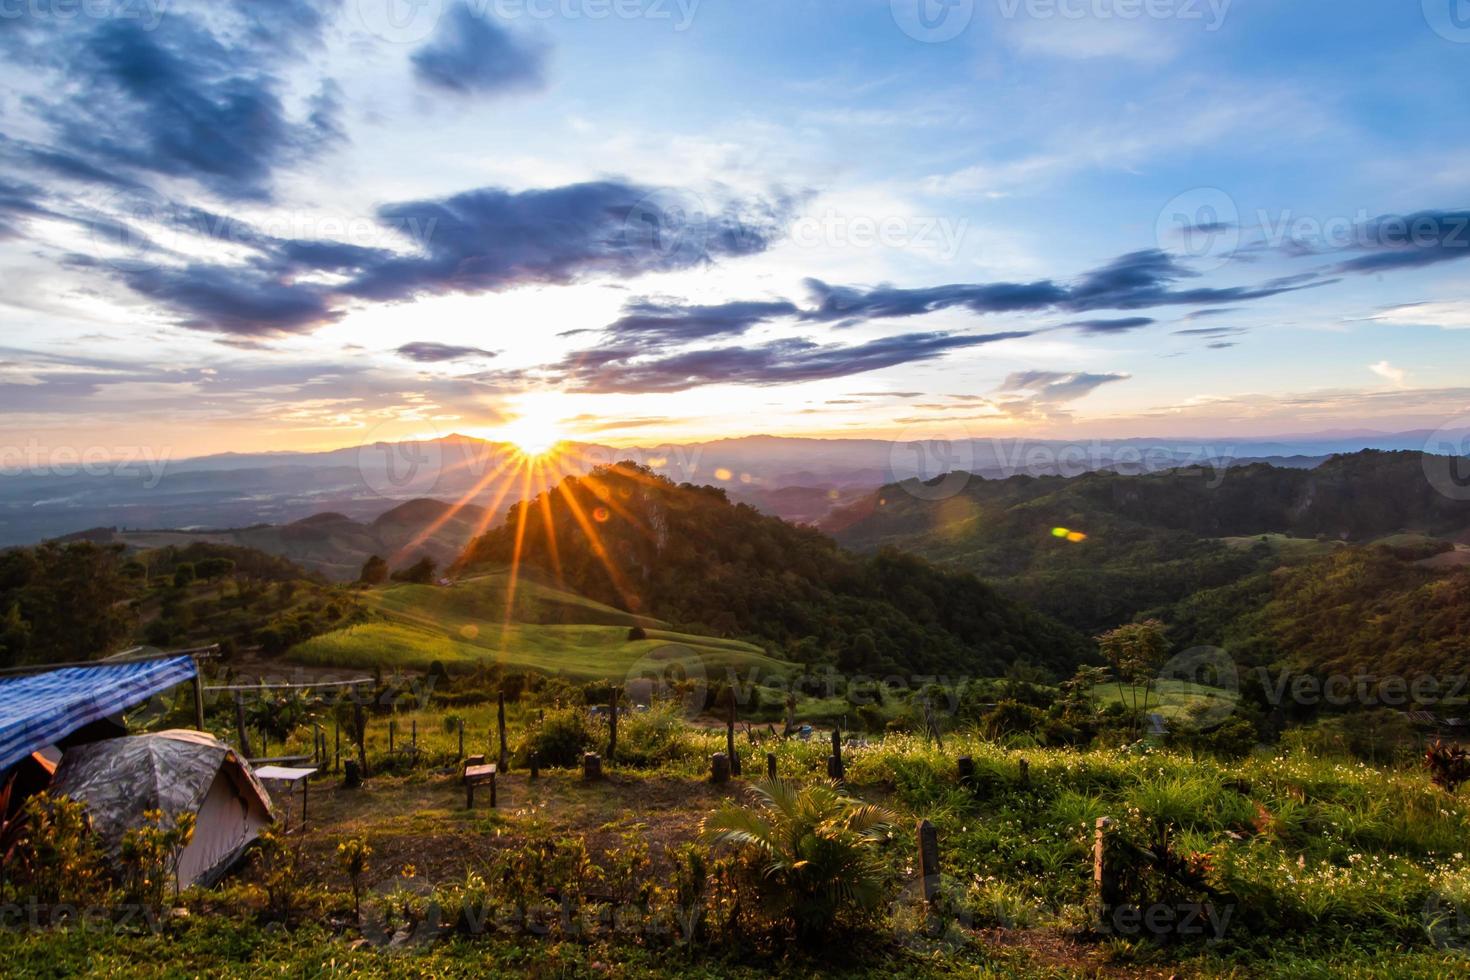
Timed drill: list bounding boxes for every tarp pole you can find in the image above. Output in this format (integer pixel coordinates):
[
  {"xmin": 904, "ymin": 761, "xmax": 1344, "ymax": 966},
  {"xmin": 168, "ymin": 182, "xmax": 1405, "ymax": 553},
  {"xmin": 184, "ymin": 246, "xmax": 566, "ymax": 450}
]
[{"xmin": 192, "ymin": 659, "xmax": 205, "ymax": 730}]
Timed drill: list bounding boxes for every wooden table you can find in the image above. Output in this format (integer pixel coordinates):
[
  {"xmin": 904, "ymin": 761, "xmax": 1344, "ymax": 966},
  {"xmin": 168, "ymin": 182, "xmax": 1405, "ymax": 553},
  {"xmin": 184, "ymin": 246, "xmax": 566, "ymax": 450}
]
[
  {"xmin": 464, "ymin": 763, "xmax": 497, "ymax": 809},
  {"xmin": 255, "ymin": 765, "xmax": 319, "ymax": 831}
]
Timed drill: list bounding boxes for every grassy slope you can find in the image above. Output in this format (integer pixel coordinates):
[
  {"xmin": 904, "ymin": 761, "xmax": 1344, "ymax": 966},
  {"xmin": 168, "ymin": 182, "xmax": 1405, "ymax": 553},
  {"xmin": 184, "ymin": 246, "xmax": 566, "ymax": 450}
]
[{"xmin": 292, "ymin": 570, "xmax": 793, "ymax": 680}]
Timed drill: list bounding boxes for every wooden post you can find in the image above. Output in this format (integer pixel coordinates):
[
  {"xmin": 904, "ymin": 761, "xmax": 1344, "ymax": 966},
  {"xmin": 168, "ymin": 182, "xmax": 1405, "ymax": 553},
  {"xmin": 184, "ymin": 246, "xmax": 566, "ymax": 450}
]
[
  {"xmin": 766, "ymin": 752, "xmax": 777, "ymax": 780},
  {"xmin": 334, "ymin": 719, "xmax": 341, "ymax": 774},
  {"xmin": 1018, "ymin": 758, "xmax": 1030, "ymax": 788},
  {"xmin": 583, "ymin": 752, "xmax": 603, "ymax": 781},
  {"xmin": 1093, "ymin": 817, "xmax": 1118, "ymax": 927},
  {"xmin": 458, "ymin": 718, "xmax": 465, "ymax": 760},
  {"xmin": 191, "ymin": 665, "xmax": 205, "ymax": 731},
  {"xmin": 530, "ymin": 751, "xmax": 540, "ymax": 780},
  {"xmin": 827, "ymin": 728, "xmax": 844, "ymax": 780},
  {"xmin": 489, "ymin": 770, "xmax": 497, "ymax": 808},
  {"xmin": 234, "ymin": 692, "xmax": 254, "ymax": 758},
  {"xmin": 411, "ymin": 719, "xmax": 417, "ymax": 748},
  {"xmin": 301, "ymin": 777, "xmax": 309, "ymax": 830},
  {"xmin": 353, "ymin": 690, "xmax": 367, "ymax": 775},
  {"xmin": 957, "ymin": 756, "xmax": 975, "ymax": 788},
  {"xmin": 467, "ymin": 779, "xmax": 475, "ymax": 809},
  {"xmin": 388, "ymin": 719, "xmax": 395, "ymax": 754},
  {"xmin": 917, "ymin": 819, "xmax": 941, "ymax": 904},
  {"xmin": 606, "ymin": 689, "xmax": 618, "ymax": 764},
  {"xmin": 344, "ymin": 759, "xmax": 362, "ymax": 789},
  {"xmin": 726, "ymin": 697, "xmax": 741, "ymax": 777},
  {"xmin": 711, "ymin": 752, "xmax": 731, "ymax": 784},
  {"xmin": 498, "ymin": 692, "xmax": 509, "ymax": 770}
]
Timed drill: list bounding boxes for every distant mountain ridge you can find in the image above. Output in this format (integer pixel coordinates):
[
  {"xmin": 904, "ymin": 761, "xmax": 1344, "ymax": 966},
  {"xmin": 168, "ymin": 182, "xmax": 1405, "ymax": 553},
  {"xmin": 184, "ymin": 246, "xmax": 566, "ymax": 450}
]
[
  {"xmin": 62, "ymin": 498, "xmax": 487, "ymax": 582},
  {"xmin": 0, "ymin": 430, "xmax": 1458, "ymax": 547}
]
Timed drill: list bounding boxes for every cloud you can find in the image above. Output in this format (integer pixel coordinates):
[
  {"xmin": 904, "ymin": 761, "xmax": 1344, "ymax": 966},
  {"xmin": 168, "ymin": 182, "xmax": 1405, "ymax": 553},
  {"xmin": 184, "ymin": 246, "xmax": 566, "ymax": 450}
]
[
  {"xmin": 395, "ymin": 342, "xmax": 498, "ymax": 363},
  {"xmin": 15, "ymin": 14, "xmax": 345, "ymax": 202},
  {"xmin": 1066, "ymin": 316, "xmax": 1155, "ymax": 334},
  {"xmin": 547, "ymin": 330, "xmax": 1033, "ymax": 394},
  {"xmin": 1371, "ymin": 300, "xmax": 1470, "ymax": 330},
  {"xmin": 63, "ymin": 180, "xmax": 791, "ymax": 335},
  {"xmin": 598, "ymin": 298, "xmax": 800, "ymax": 345},
  {"xmin": 1329, "ymin": 210, "xmax": 1470, "ymax": 274},
  {"xmin": 1370, "ymin": 360, "xmax": 1408, "ymax": 387},
  {"xmin": 412, "ymin": 3, "xmax": 548, "ymax": 95},
  {"xmin": 990, "ymin": 370, "xmax": 1131, "ymax": 420},
  {"xmin": 798, "ymin": 250, "xmax": 1324, "ymax": 328}
]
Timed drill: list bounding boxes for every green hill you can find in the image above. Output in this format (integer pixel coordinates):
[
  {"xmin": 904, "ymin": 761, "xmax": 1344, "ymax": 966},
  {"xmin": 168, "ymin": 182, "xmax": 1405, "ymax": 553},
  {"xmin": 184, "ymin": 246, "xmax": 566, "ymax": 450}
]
[
  {"xmin": 456, "ymin": 462, "xmax": 1090, "ymax": 678},
  {"xmin": 292, "ymin": 570, "xmax": 790, "ymax": 681},
  {"xmin": 828, "ymin": 450, "xmax": 1470, "ymax": 634}
]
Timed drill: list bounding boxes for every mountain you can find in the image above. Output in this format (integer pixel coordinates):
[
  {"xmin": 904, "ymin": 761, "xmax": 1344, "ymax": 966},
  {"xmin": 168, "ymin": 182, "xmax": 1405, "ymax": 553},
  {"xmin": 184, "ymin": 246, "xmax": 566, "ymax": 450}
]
[
  {"xmin": 827, "ymin": 451, "xmax": 1470, "ymax": 635},
  {"xmin": 62, "ymin": 498, "xmax": 488, "ymax": 581},
  {"xmin": 2, "ymin": 430, "xmax": 1455, "ymax": 548},
  {"xmin": 456, "ymin": 462, "xmax": 1090, "ymax": 677}
]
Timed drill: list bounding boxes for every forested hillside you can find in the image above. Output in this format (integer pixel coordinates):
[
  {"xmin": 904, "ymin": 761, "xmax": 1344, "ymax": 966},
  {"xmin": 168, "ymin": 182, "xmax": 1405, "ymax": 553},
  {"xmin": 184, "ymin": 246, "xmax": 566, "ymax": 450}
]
[{"xmin": 458, "ymin": 462, "xmax": 1090, "ymax": 676}]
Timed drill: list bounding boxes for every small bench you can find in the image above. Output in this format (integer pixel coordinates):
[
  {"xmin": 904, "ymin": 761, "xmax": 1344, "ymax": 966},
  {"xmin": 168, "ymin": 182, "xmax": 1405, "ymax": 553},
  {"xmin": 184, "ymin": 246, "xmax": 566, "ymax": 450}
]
[{"xmin": 465, "ymin": 763, "xmax": 497, "ymax": 809}]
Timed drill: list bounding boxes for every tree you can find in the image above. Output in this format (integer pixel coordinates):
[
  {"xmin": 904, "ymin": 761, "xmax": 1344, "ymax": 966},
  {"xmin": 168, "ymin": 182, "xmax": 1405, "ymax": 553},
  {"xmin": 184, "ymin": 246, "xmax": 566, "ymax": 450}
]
[
  {"xmin": 358, "ymin": 555, "xmax": 389, "ymax": 586},
  {"xmin": 172, "ymin": 563, "xmax": 196, "ymax": 589},
  {"xmin": 390, "ymin": 557, "xmax": 437, "ymax": 584},
  {"xmin": 1096, "ymin": 619, "xmax": 1169, "ymax": 726}
]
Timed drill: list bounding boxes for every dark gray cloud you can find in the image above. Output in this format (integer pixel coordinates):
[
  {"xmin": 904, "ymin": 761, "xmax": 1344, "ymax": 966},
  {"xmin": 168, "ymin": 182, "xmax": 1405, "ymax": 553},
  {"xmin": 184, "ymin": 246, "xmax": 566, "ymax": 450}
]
[
  {"xmin": 1066, "ymin": 316, "xmax": 1155, "ymax": 334},
  {"xmin": 412, "ymin": 3, "xmax": 548, "ymax": 95},
  {"xmin": 1173, "ymin": 326, "xmax": 1244, "ymax": 338},
  {"xmin": 1328, "ymin": 210, "xmax": 1470, "ymax": 274},
  {"xmin": 601, "ymin": 298, "xmax": 801, "ymax": 345},
  {"xmin": 20, "ymin": 15, "xmax": 345, "ymax": 202},
  {"xmin": 551, "ymin": 330, "xmax": 1032, "ymax": 394},
  {"xmin": 396, "ymin": 342, "xmax": 497, "ymax": 363}
]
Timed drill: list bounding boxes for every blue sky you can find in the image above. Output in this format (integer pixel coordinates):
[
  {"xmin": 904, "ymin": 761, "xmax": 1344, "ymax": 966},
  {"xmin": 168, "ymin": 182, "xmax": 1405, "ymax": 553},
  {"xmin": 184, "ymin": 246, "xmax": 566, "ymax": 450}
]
[{"xmin": 1, "ymin": 0, "xmax": 1468, "ymax": 458}]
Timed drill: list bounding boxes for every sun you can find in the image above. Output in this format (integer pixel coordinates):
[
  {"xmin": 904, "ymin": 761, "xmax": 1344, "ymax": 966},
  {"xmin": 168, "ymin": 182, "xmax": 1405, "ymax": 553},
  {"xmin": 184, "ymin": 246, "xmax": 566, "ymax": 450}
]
[{"xmin": 496, "ymin": 398, "xmax": 568, "ymax": 457}]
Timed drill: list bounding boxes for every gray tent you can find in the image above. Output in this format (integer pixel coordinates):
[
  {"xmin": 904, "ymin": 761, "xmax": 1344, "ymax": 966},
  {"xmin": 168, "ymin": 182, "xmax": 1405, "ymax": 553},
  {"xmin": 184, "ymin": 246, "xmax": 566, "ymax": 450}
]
[{"xmin": 51, "ymin": 730, "xmax": 275, "ymax": 888}]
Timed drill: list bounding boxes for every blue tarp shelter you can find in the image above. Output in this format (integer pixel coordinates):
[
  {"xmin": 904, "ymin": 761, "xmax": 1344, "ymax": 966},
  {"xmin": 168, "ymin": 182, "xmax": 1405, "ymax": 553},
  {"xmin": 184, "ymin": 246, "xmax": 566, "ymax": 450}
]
[{"xmin": 0, "ymin": 655, "xmax": 199, "ymax": 772}]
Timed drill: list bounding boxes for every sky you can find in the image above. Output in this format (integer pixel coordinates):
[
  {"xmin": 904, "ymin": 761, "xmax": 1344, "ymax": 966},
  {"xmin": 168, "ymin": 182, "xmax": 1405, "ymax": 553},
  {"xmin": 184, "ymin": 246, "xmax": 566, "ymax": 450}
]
[{"xmin": 2, "ymin": 0, "xmax": 1470, "ymax": 461}]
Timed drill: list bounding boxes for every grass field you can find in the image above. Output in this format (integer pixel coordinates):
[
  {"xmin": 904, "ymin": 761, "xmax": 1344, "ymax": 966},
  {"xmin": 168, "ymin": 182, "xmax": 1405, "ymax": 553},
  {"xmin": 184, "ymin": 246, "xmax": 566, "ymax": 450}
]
[
  {"xmin": 1219, "ymin": 532, "xmax": 1343, "ymax": 560},
  {"xmin": 290, "ymin": 572, "xmax": 794, "ymax": 681},
  {"xmin": 1089, "ymin": 678, "xmax": 1240, "ymax": 727}
]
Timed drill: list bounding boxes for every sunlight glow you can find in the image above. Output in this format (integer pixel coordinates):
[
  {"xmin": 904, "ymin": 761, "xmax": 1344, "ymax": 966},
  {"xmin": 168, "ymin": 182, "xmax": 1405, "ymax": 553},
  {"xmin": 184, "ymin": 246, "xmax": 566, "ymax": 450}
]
[{"xmin": 495, "ymin": 393, "xmax": 571, "ymax": 457}]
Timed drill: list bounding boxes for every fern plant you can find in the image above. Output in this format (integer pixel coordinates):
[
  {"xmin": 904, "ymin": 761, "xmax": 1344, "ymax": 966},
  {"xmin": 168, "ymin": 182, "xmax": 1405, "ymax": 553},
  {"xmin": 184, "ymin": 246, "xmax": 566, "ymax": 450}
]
[{"xmin": 701, "ymin": 779, "xmax": 897, "ymax": 940}]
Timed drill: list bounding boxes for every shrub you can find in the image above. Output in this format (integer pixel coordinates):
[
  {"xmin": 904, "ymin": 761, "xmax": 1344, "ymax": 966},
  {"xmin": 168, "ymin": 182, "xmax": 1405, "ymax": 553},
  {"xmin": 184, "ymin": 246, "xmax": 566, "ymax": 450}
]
[
  {"xmin": 119, "ymin": 808, "xmax": 196, "ymax": 908},
  {"xmin": 514, "ymin": 708, "xmax": 592, "ymax": 768},
  {"xmin": 702, "ymin": 779, "xmax": 897, "ymax": 939},
  {"xmin": 336, "ymin": 836, "xmax": 372, "ymax": 921},
  {"xmin": 11, "ymin": 793, "xmax": 104, "ymax": 907}
]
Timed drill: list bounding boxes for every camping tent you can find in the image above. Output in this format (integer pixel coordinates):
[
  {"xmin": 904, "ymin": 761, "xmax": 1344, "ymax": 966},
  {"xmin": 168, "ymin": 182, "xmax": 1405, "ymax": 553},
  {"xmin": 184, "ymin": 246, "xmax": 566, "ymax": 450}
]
[{"xmin": 51, "ymin": 730, "xmax": 274, "ymax": 888}]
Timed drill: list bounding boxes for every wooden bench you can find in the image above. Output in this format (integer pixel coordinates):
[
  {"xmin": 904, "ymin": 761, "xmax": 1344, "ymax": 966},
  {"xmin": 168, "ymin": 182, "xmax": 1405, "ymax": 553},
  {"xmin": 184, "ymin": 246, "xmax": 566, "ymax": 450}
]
[{"xmin": 465, "ymin": 763, "xmax": 497, "ymax": 809}]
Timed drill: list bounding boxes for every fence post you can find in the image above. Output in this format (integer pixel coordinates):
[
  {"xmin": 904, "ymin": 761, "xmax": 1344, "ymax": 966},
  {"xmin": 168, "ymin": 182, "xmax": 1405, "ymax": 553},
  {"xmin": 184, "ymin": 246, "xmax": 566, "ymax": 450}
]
[
  {"xmin": 607, "ymin": 689, "xmax": 618, "ymax": 764},
  {"xmin": 530, "ymin": 750, "xmax": 540, "ymax": 780},
  {"xmin": 583, "ymin": 752, "xmax": 602, "ymax": 781},
  {"xmin": 711, "ymin": 752, "xmax": 731, "ymax": 784},
  {"xmin": 917, "ymin": 819, "xmax": 941, "ymax": 904},
  {"xmin": 1018, "ymin": 758, "xmax": 1030, "ymax": 788},
  {"xmin": 1093, "ymin": 817, "xmax": 1118, "ymax": 929},
  {"xmin": 766, "ymin": 752, "xmax": 777, "ymax": 780},
  {"xmin": 353, "ymin": 689, "xmax": 367, "ymax": 775},
  {"xmin": 498, "ymin": 691, "xmax": 510, "ymax": 770},
  {"xmin": 334, "ymin": 718, "xmax": 341, "ymax": 774},
  {"xmin": 957, "ymin": 755, "xmax": 975, "ymax": 788},
  {"xmin": 234, "ymin": 692, "xmax": 253, "ymax": 758},
  {"xmin": 412, "ymin": 719, "xmax": 417, "ymax": 748},
  {"xmin": 726, "ymin": 697, "xmax": 741, "ymax": 777},
  {"xmin": 828, "ymin": 728, "xmax": 844, "ymax": 780},
  {"xmin": 458, "ymin": 718, "xmax": 465, "ymax": 760},
  {"xmin": 388, "ymin": 719, "xmax": 395, "ymax": 754}
]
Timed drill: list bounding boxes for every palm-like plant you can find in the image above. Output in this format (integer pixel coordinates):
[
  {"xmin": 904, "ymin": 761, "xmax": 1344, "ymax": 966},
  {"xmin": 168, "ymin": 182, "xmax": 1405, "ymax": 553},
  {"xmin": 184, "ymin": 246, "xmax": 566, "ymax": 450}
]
[{"xmin": 701, "ymin": 779, "xmax": 897, "ymax": 939}]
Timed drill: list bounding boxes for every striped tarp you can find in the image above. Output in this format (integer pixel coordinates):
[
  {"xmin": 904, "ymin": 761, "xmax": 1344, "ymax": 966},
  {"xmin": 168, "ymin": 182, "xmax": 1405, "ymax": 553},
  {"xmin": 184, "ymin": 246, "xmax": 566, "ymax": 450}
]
[{"xmin": 0, "ymin": 655, "xmax": 198, "ymax": 772}]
